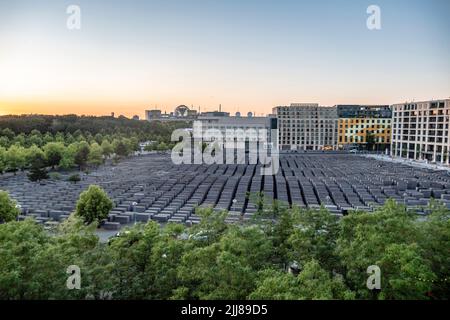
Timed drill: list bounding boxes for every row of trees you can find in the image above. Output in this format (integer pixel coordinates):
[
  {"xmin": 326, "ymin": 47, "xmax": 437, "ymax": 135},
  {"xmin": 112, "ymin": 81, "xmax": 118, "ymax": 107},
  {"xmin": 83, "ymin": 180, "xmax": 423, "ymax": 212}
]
[
  {"xmin": 0, "ymin": 128, "xmax": 142, "ymax": 150},
  {"xmin": 0, "ymin": 115, "xmax": 189, "ymax": 146},
  {"xmin": 144, "ymin": 141, "xmax": 176, "ymax": 152},
  {"xmin": 0, "ymin": 138, "xmax": 140, "ymax": 177},
  {"xmin": 0, "ymin": 114, "xmax": 192, "ymax": 136},
  {"xmin": 0, "ymin": 116, "xmax": 186, "ymax": 179},
  {"xmin": 0, "ymin": 186, "xmax": 448, "ymax": 300}
]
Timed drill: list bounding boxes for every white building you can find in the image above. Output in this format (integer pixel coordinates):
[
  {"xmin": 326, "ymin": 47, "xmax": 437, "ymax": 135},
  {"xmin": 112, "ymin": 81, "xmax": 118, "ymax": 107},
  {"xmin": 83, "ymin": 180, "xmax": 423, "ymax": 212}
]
[
  {"xmin": 273, "ymin": 103, "xmax": 338, "ymax": 151},
  {"xmin": 391, "ymin": 99, "xmax": 450, "ymax": 165},
  {"xmin": 195, "ymin": 112, "xmax": 277, "ymax": 146}
]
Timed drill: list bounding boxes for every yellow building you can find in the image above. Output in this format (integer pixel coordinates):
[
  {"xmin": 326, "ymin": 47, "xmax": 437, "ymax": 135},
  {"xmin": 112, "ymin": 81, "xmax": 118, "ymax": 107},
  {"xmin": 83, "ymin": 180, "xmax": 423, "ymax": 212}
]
[{"xmin": 338, "ymin": 118, "xmax": 391, "ymax": 148}]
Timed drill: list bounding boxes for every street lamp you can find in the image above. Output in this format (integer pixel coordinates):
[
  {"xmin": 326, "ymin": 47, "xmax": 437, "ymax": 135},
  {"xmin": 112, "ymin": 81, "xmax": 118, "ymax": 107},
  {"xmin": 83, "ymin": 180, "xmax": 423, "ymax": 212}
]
[{"xmin": 132, "ymin": 202, "xmax": 138, "ymax": 224}]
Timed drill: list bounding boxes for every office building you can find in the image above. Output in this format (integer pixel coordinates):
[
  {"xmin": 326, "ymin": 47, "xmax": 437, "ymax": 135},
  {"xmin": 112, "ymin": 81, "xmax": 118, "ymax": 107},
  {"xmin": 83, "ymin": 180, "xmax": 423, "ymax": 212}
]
[
  {"xmin": 336, "ymin": 105, "xmax": 391, "ymax": 118},
  {"xmin": 196, "ymin": 112, "xmax": 277, "ymax": 145},
  {"xmin": 391, "ymin": 99, "xmax": 450, "ymax": 165},
  {"xmin": 336, "ymin": 105, "xmax": 392, "ymax": 151},
  {"xmin": 273, "ymin": 103, "xmax": 338, "ymax": 151}
]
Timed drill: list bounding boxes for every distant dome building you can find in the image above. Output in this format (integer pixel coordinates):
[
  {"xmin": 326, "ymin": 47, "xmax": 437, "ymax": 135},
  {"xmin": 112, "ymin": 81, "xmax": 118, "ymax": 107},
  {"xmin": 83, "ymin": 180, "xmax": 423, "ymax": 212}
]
[
  {"xmin": 174, "ymin": 105, "xmax": 190, "ymax": 117},
  {"xmin": 145, "ymin": 105, "xmax": 198, "ymax": 122}
]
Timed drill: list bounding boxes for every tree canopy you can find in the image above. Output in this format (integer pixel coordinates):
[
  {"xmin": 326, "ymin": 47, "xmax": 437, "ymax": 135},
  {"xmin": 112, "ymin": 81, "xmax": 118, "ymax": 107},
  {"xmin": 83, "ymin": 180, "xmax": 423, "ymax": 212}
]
[
  {"xmin": 0, "ymin": 191, "xmax": 20, "ymax": 223},
  {"xmin": 0, "ymin": 198, "xmax": 448, "ymax": 300},
  {"xmin": 75, "ymin": 185, "xmax": 113, "ymax": 224}
]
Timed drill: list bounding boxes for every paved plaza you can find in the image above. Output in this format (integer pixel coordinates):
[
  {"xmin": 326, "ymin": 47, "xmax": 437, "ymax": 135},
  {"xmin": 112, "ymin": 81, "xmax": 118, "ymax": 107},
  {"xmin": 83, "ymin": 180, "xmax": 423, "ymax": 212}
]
[{"xmin": 2, "ymin": 152, "xmax": 450, "ymax": 230}]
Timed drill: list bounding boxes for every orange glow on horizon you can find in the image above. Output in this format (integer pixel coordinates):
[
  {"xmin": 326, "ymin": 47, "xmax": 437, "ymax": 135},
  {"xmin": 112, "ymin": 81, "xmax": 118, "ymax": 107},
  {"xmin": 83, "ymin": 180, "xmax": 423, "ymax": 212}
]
[
  {"xmin": 0, "ymin": 99, "xmax": 276, "ymax": 118},
  {"xmin": 2, "ymin": 92, "xmax": 449, "ymax": 119}
]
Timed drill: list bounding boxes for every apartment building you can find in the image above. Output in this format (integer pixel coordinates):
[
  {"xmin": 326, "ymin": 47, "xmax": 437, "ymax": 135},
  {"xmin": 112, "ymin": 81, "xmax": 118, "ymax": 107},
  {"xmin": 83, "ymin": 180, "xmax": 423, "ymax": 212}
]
[
  {"xmin": 273, "ymin": 103, "xmax": 338, "ymax": 151},
  {"xmin": 336, "ymin": 105, "xmax": 392, "ymax": 151},
  {"xmin": 391, "ymin": 99, "xmax": 450, "ymax": 165}
]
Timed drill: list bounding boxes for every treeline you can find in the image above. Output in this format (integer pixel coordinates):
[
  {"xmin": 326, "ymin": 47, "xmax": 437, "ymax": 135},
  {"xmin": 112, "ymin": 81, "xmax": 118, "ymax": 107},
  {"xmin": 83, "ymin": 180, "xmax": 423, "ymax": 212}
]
[
  {"xmin": 0, "ymin": 130, "xmax": 140, "ymax": 176},
  {"xmin": 0, "ymin": 114, "xmax": 189, "ymax": 139},
  {"xmin": 0, "ymin": 186, "xmax": 448, "ymax": 300},
  {"xmin": 0, "ymin": 115, "xmax": 188, "ymax": 176}
]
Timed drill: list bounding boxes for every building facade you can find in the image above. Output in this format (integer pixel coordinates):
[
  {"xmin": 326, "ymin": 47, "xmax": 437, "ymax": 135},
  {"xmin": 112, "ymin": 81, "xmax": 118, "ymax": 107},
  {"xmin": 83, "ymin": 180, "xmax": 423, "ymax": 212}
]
[
  {"xmin": 145, "ymin": 109, "xmax": 162, "ymax": 120},
  {"xmin": 336, "ymin": 105, "xmax": 392, "ymax": 151},
  {"xmin": 145, "ymin": 105, "xmax": 198, "ymax": 122},
  {"xmin": 273, "ymin": 103, "xmax": 338, "ymax": 151},
  {"xmin": 336, "ymin": 105, "xmax": 391, "ymax": 118},
  {"xmin": 196, "ymin": 112, "xmax": 276, "ymax": 145},
  {"xmin": 391, "ymin": 99, "xmax": 450, "ymax": 165}
]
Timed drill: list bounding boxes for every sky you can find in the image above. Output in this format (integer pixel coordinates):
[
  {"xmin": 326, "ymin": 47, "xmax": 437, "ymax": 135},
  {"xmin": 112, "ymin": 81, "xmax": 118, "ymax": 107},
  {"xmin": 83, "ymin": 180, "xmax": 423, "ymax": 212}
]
[{"xmin": 0, "ymin": 0, "xmax": 449, "ymax": 117}]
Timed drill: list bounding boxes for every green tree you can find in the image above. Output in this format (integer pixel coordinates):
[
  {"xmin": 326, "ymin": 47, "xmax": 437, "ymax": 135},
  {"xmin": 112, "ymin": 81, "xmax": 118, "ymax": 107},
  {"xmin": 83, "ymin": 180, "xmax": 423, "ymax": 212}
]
[
  {"xmin": 0, "ymin": 147, "xmax": 6, "ymax": 174},
  {"xmin": 156, "ymin": 142, "xmax": 168, "ymax": 151},
  {"xmin": 43, "ymin": 142, "xmax": 65, "ymax": 168},
  {"xmin": 177, "ymin": 243, "xmax": 257, "ymax": 299},
  {"xmin": 54, "ymin": 132, "xmax": 65, "ymax": 143},
  {"xmin": 107, "ymin": 221, "xmax": 161, "ymax": 299},
  {"xmin": 65, "ymin": 133, "xmax": 75, "ymax": 144},
  {"xmin": 365, "ymin": 130, "xmax": 376, "ymax": 151},
  {"xmin": 129, "ymin": 137, "xmax": 140, "ymax": 152},
  {"xmin": 88, "ymin": 142, "xmax": 104, "ymax": 166},
  {"xmin": 25, "ymin": 145, "xmax": 44, "ymax": 167},
  {"xmin": 28, "ymin": 169, "xmax": 47, "ymax": 184},
  {"xmin": 68, "ymin": 173, "xmax": 81, "ymax": 184},
  {"xmin": 269, "ymin": 206, "xmax": 298, "ymax": 266},
  {"xmin": 73, "ymin": 129, "xmax": 83, "ymax": 140},
  {"xmin": 42, "ymin": 133, "xmax": 54, "ymax": 144},
  {"xmin": 31, "ymin": 215, "xmax": 107, "ymax": 299},
  {"xmin": 190, "ymin": 208, "xmax": 229, "ymax": 245},
  {"xmin": 28, "ymin": 134, "xmax": 43, "ymax": 147},
  {"xmin": 249, "ymin": 260, "xmax": 354, "ymax": 300},
  {"xmin": 287, "ymin": 206, "xmax": 340, "ymax": 272},
  {"xmin": 60, "ymin": 143, "xmax": 77, "ymax": 169},
  {"xmin": 113, "ymin": 139, "xmax": 129, "ymax": 158},
  {"xmin": 418, "ymin": 201, "xmax": 450, "ymax": 299},
  {"xmin": 1, "ymin": 128, "xmax": 15, "ymax": 140},
  {"xmin": 0, "ymin": 191, "xmax": 20, "ymax": 223},
  {"xmin": 336, "ymin": 200, "xmax": 430, "ymax": 299},
  {"xmin": 248, "ymin": 269, "xmax": 299, "ymax": 300},
  {"xmin": 74, "ymin": 141, "xmax": 90, "ymax": 170},
  {"xmin": 149, "ymin": 224, "xmax": 188, "ymax": 299},
  {"xmin": 0, "ymin": 136, "xmax": 10, "ymax": 148},
  {"xmin": 0, "ymin": 220, "xmax": 49, "ymax": 299},
  {"xmin": 101, "ymin": 140, "xmax": 114, "ymax": 158},
  {"xmin": 376, "ymin": 243, "xmax": 435, "ymax": 300},
  {"xmin": 176, "ymin": 223, "xmax": 272, "ymax": 299},
  {"xmin": 4, "ymin": 145, "xmax": 26, "ymax": 174},
  {"xmin": 144, "ymin": 143, "xmax": 155, "ymax": 152},
  {"xmin": 27, "ymin": 151, "xmax": 49, "ymax": 182},
  {"xmin": 12, "ymin": 133, "xmax": 26, "ymax": 147},
  {"xmin": 0, "ymin": 217, "xmax": 107, "ymax": 299},
  {"xmin": 75, "ymin": 185, "xmax": 113, "ymax": 224},
  {"xmin": 94, "ymin": 133, "xmax": 103, "ymax": 144}
]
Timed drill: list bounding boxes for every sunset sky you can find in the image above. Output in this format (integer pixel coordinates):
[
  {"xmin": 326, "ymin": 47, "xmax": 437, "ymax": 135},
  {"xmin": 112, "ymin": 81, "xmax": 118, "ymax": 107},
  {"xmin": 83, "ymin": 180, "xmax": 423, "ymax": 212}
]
[{"xmin": 0, "ymin": 0, "xmax": 449, "ymax": 118}]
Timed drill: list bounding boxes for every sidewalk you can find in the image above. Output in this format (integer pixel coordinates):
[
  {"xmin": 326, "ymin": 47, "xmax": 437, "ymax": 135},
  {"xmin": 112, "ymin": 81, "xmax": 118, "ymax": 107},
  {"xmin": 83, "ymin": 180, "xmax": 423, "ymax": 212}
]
[{"xmin": 364, "ymin": 154, "xmax": 450, "ymax": 172}]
